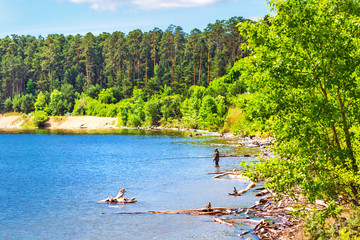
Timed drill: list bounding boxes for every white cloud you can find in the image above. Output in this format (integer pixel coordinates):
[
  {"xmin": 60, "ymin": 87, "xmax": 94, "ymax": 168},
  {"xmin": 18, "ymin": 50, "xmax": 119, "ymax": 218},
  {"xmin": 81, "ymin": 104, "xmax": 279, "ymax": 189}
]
[
  {"xmin": 68, "ymin": 0, "xmax": 223, "ymax": 11},
  {"xmin": 133, "ymin": 0, "xmax": 221, "ymax": 10},
  {"xmin": 68, "ymin": 0, "xmax": 126, "ymax": 11}
]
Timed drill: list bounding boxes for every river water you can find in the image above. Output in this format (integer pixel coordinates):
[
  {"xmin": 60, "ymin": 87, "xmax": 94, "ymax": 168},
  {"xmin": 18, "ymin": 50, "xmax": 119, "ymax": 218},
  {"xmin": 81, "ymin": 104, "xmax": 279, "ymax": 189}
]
[{"xmin": 0, "ymin": 129, "xmax": 262, "ymax": 239}]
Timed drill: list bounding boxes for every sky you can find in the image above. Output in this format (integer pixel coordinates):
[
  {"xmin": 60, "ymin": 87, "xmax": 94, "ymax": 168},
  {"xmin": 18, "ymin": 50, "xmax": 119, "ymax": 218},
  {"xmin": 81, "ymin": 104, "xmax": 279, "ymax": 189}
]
[{"xmin": 0, "ymin": 0, "xmax": 270, "ymax": 38}]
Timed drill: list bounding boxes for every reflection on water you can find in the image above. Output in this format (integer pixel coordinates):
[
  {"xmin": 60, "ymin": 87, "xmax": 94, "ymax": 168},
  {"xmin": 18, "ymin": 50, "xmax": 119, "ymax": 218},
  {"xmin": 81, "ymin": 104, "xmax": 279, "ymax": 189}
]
[{"xmin": 0, "ymin": 130, "xmax": 262, "ymax": 239}]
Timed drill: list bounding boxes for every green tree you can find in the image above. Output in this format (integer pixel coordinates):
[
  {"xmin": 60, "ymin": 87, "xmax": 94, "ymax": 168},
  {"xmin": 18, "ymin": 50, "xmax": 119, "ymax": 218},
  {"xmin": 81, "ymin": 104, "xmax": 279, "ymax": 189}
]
[
  {"xmin": 98, "ymin": 88, "xmax": 116, "ymax": 104},
  {"xmin": 12, "ymin": 94, "xmax": 21, "ymax": 112},
  {"xmin": 240, "ymin": 0, "xmax": 360, "ymax": 224},
  {"xmin": 81, "ymin": 33, "xmax": 96, "ymax": 87},
  {"xmin": 34, "ymin": 91, "xmax": 47, "ymax": 112},
  {"xmin": 145, "ymin": 95, "xmax": 161, "ymax": 125},
  {"xmin": 64, "ymin": 65, "xmax": 79, "ymax": 87},
  {"xmin": 49, "ymin": 89, "xmax": 64, "ymax": 115},
  {"xmin": 20, "ymin": 94, "xmax": 35, "ymax": 114},
  {"xmin": 85, "ymin": 84, "xmax": 101, "ymax": 99},
  {"xmin": 60, "ymin": 83, "xmax": 76, "ymax": 113},
  {"xmin": 26, "ymin": 78, "xmax": 36, "ymax": 95},
  {"xmin": 3, "ymin": 97, "xmax": 12, "ymax": 112},
  {"xmin": 41, "ymin": 35, "xmax": 60, "ymax": 87},
  {"xmin": 199, "ymin": 95, "xmax": 218, "ymax": 129}
]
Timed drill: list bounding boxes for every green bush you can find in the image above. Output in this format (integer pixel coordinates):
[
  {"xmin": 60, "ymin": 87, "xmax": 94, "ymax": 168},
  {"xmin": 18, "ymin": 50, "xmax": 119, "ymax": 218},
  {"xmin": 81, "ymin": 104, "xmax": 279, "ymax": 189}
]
[
  {"xmin": 33, "ymin": 111, "xmax": 48, "ymax": 128},
  {"xmin": 4, "ymin": 97, "xmax": 12, "ymax": 112}
]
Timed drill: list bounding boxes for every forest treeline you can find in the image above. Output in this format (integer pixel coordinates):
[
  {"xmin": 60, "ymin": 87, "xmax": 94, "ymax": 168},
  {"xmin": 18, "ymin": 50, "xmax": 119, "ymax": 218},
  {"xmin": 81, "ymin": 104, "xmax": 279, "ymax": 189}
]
[
  {"xmin": 0, "ymin": 16, "xmax": 255, "ymax": 132},
  {"xmin": 0, "ymin": 16, "xmax": 247, "ymax": 103}
]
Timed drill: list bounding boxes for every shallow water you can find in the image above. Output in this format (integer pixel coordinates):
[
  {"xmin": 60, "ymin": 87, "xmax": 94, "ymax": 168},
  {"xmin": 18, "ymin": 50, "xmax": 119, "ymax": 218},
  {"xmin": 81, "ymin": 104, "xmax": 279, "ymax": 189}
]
[{"xmin": 0, "ymin": 130, "xmax": 262, "ymax": 239}]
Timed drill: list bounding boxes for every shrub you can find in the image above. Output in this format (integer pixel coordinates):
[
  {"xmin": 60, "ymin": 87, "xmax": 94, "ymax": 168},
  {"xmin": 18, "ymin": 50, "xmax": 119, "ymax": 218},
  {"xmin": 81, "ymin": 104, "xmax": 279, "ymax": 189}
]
[{"xmin": 33, "ymin": 111, "xmax": 48, "ymax": 128}]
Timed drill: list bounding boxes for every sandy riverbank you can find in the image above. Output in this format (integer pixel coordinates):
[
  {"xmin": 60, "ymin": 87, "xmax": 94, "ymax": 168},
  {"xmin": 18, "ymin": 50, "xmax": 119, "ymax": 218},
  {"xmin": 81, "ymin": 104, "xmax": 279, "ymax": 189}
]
[{"xmin": 0, "ymin": 115, "xmax": 118, "ymax": 130}]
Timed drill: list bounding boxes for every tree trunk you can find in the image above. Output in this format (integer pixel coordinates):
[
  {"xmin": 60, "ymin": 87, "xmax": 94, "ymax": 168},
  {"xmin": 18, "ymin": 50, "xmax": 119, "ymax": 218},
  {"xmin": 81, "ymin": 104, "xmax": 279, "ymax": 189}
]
[
  {"xmin": 193, "ymin": 60, "xmax": 196, "ymax": 86},
  {"xmin": 199, "ymin": 44, "xmax": 203, "ymax": 84},
  {"xmin": 207, "ymin": 51, "xmax": 210, "ymax": 84},
  {"xmin": 145, "ymin": 58, "xmax": 148, "ymax": 86}
]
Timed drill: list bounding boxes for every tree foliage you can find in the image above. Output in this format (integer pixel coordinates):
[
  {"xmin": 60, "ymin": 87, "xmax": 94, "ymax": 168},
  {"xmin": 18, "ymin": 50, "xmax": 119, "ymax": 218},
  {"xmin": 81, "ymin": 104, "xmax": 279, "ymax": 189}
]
[
  {"xmin": 33, "ymin": 110, "xmax": 48, "ymax": 128},
  {"xmin": 239, "ymin": 0, "xmax": 360, "ymax": 222}
]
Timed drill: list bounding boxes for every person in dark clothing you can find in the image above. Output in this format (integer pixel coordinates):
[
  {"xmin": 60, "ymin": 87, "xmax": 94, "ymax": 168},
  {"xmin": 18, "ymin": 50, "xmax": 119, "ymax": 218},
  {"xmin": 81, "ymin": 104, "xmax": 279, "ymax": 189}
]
[{"xmin": 213, "ymin": 148, "xmax": 220, "ymax": 167}]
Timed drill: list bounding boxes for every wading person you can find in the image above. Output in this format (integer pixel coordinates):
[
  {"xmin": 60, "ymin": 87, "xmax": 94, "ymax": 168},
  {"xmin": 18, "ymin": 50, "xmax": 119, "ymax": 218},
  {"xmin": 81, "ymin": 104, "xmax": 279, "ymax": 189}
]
[{"xmin": 213, "ymin": 148, "xmax": 220, "ymax": 167}]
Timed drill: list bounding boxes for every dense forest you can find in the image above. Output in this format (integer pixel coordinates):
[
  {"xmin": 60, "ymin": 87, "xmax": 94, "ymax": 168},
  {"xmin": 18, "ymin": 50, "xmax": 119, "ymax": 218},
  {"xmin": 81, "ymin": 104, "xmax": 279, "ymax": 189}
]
[{"xmin": 0, "ymin": 16, "xmax": 254, "ymax": 131}]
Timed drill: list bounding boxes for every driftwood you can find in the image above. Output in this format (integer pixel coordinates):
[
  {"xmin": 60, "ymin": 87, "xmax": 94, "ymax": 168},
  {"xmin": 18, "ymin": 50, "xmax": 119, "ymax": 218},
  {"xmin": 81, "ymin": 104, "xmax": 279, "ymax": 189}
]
[
  {"xmin": 213, "ymin": 172, "xmax": 231, "ymax": 178},
  {"xmin": 116, "ymin": 203, "xmax": 238, "ymax": 216},
  {"xmin": 148, "ymin": 210, "xmax": 223, "ymax": 215},
  {"xmin": 248, "ymin": 195, "xmax": 304, "ymax": 239},
  {"xmin": 239, "ymin": 230, "xmax": 250, "ymax": 236},
  {"xmin": 255, "ymin": 189, "xmax": 270, "ymax": 196},
  {"xmin": 99, "ymin": 188, "xmax": 137, "ymax": 204},
  {"xmin": 113, "ymin": 201, "xmax": 243, "ymax": 217},
  {"xmin": 228, "ymin": 182, "xmax": 256, "ymax": 196},
  {"xmin": 148, "ymin": 207, "xmax": 236, "ymax": 216},
  {"xmin": 226, "ymin": 218, "xmax": 262, "ymax": 225},
  {"xmin": 213, "ymin": 172, "xmax": 250, "ymax": 180},
  {"xmin": 207, "ymin": 171, "xmax": 226, "ymax": 175},
  {"xmin": 228, "ymin": 187, "xmax": 239, "ymax": 196},
  {"xmin": 214, "ymin": 214, "xmax": 235, "ymax": 228}
]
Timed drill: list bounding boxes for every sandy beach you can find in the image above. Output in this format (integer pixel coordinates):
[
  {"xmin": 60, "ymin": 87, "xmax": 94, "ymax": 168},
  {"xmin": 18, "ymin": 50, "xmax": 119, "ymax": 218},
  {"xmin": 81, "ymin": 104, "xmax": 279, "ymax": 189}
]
[{"xmin": 0, "ymin": 115, "xmax": 118, "ymax": 130}]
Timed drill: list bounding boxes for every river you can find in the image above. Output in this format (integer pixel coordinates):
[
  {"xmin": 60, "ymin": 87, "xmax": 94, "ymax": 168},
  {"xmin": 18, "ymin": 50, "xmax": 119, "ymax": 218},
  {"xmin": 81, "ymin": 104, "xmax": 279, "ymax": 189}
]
[{"xmin": 0, "ymin": 129, "xmax": 262, "ymax": 239}]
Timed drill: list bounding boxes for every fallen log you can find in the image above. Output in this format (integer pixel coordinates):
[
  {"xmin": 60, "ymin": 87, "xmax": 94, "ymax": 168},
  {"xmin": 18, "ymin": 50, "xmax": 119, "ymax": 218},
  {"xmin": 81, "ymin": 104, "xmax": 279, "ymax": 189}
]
[
  {"xmin": 115, "ymin": 208, "xmax": 235, "ymax": 216},
  {"xmin": 213, "ymin": 172, "xmax": 231, "ymax": 178},
  {"xmin": 239, "ymin": 230, "xmax": 250, "ymax": 236},
  {"xmin": 148, "ymin": 210, "xmax": 223, "ymax": 215},
  {"xmin": 255, "ymin": 189, "xmax": 270, "ymax": 197},
  {"xmin": 230, "ymin": 182, "xmax": 256, "ymax": 196},
  {"xmin": 254, "ymin": 219, "xmax": 266, "ymax": 231},
  {"xmin": 207, "ymin": 171, "xmax": 226, "ymax": 175},
  {"xmin": 148, "ymin": 207, "xmax": 237, "ymax": 216},
  {"xmin": 213, "ymin": 171, "xmax": 249, "ymax": 180},
  {"xmin": 226, "ymin": 218, "xmax": 262, "ymax": 225}
]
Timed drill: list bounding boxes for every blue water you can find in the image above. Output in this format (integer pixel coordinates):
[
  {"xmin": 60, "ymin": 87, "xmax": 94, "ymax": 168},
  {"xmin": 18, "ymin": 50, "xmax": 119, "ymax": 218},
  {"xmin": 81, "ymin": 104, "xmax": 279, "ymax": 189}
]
[{"xmin": 0, "ymin": 130, "xmax": 261, "ymax": 239}]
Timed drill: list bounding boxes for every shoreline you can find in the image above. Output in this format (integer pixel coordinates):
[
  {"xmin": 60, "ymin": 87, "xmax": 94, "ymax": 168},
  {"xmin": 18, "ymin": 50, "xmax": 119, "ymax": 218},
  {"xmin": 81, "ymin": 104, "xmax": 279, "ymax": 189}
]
[{"xmin": 0, "ymin": 114, "xmax": 273, "ymax": 157}]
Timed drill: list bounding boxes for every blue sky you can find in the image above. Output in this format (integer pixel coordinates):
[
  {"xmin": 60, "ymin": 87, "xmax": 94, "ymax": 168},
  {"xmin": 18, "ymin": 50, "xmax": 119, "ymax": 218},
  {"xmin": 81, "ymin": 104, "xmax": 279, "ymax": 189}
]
[{"xmin": 0, "ymin": 0, "xmax": 270, "ymax": 38}]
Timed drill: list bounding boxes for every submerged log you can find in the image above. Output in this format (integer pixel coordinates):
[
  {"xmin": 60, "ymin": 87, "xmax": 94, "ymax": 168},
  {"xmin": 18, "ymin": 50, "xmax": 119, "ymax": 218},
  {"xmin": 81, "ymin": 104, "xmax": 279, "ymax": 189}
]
[
  {"xmin": 99, "ymin": 188, "xmax": 137, "ymax": 204},
  {"xmin": 148, "ymin": 209, "xmax": 223, "ymax": 215},
  {"xmin": 214, "ymin": 214, "xmax": 235, "ymax": 228},
  {"xmin": 147, "ymin": 204, "xmax": 237, "ymax": 216},
  {"xmin": 226, "ymin": 218, "xmax": 262, "ymax": 225}
]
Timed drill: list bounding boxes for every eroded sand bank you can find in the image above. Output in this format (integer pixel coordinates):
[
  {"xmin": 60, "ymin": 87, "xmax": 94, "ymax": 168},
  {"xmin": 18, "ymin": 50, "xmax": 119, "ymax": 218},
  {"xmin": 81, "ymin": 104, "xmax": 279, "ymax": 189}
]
[{"xmin": 0, "ymin": 115, "xmax": 118, "ymax": 129}]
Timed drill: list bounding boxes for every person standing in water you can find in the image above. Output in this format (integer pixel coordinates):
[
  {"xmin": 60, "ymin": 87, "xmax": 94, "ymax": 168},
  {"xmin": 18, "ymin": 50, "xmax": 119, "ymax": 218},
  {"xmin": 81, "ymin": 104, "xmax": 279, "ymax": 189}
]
[{"xmin": 213, "ymin": 148, "xmax": 220, "ymax": 167}]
